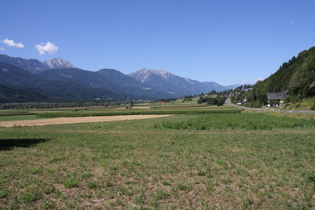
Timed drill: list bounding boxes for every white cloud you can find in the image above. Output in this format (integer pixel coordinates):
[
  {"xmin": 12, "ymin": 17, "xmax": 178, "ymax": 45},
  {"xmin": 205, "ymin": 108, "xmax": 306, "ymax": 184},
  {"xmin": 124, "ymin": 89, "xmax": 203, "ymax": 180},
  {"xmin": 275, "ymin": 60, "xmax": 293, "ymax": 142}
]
[
  {"xmin": 2, "ymin": 38, "xmax": 24, "ymax": 48},
  {"xmin": 0, "ymin": 47, "xmax": 4, "ymax": 51},
  {"xmin": 35, "ymin": 42, "xmax": 58, "ymax": 55}
]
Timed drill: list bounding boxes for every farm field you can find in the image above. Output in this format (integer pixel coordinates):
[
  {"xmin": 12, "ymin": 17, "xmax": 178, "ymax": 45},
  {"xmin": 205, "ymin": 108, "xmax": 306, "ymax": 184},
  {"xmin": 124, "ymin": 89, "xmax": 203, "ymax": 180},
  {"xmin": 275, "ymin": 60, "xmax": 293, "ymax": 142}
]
[
  {"xmin": 0, "ymin": 115, "xmax": 170, "ymax": 128},
  {"xmin": 0, "ymin": 103, "xmax": 314, "ymax": 209}
]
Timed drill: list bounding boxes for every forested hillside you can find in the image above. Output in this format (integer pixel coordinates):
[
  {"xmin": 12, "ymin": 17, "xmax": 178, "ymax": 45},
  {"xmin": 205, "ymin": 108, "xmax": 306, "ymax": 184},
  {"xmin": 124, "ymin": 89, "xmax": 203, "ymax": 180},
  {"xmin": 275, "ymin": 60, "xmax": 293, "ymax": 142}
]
[
  {"xmin": 0, "ymin": 84, "xmax": 46, "ymax": 103},
  {"xmin": 246, "ymin": 46, "xmax": 315, "ymax": 107}
]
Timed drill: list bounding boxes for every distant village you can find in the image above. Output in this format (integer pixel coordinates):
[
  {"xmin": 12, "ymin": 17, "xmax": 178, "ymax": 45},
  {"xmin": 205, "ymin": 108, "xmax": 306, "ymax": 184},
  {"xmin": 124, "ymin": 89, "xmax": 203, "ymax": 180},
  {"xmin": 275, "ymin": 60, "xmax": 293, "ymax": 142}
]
[{"xmin": 229, "ymin": 85, "xmax": 288, "ymax": 107}]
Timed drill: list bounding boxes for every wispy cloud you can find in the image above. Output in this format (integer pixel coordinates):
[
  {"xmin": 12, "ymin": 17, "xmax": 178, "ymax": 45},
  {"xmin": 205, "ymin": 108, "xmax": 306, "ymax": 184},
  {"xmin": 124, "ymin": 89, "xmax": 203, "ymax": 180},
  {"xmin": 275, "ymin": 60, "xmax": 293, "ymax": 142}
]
[
  {"xmin": 35, "ymin": 42, "xmax": 58, "ymax": 55},
  {"xmin": 2, "ymin": 38, "xmax": 24, "ymax": 48},
  {"xmin": 0, "ymin": 47, "xmax": 4, "ymax": 51}
]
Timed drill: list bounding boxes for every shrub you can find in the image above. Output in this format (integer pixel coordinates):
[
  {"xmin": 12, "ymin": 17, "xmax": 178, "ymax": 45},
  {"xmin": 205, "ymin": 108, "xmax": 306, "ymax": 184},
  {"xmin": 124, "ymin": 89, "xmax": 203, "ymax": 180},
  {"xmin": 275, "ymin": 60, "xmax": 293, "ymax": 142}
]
[
  {"xmin": 87, "ymin": 182, "xmax": 98, "ymax": 189},
  {"xmin": 177, "ymin": 183, "xmax": 190, "ymax": 191},
  {"xmin": 19, "ymin": 191, "xmax": 39, "ymax": 203},
  {"xmin": 64, "ymin": 178, "xmax": 79, "ymax": 188},
  {"xmin": 155, "ymin": 190, "xmax": 170, "ymax": 200}
]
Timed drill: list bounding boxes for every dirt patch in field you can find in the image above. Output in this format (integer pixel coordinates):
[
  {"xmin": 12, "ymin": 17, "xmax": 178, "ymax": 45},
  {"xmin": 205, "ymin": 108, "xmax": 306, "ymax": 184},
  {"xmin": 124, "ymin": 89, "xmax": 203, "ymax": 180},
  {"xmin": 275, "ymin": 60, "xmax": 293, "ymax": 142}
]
[{"xmin": 0, "ymin": 115, "xmax": 170, "ymax": 127}]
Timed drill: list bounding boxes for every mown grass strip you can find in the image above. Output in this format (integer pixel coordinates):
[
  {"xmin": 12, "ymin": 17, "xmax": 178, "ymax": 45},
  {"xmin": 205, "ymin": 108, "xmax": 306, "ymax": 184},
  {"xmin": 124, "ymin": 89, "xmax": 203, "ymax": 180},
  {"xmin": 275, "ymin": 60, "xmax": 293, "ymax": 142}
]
[
  {"xmin": 0, "ymin": 115, "xmax": 39, "ymax": 122},
  {"xmin": 36, "ymin": 109, "xmax": 242, "ymax": 118}
]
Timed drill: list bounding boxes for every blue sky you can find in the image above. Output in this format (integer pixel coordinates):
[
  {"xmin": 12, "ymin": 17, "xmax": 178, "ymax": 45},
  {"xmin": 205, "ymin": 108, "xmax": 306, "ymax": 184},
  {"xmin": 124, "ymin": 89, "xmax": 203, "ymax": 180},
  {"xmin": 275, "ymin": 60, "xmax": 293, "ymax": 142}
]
[{"xmin": 1, "ymin": 0, "xmax": 314, "ymax": 85}]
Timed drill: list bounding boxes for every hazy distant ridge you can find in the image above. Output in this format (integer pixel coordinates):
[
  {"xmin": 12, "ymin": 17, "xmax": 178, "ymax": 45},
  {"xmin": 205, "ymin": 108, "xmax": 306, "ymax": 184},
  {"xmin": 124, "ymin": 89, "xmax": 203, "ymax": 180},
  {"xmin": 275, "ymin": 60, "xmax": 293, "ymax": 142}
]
[{"xmin": 129, "ymin": 68, "xmax": 239, "ymax": 96}]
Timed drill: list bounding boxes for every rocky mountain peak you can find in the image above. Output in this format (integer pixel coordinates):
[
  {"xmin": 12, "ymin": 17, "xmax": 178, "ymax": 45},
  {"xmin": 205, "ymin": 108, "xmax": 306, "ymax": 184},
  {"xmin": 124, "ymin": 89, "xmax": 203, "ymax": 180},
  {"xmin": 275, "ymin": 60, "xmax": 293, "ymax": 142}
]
[
  {"xmin": 43, "ymin": 58, "xmax": 75, "ymax": 69},
  {"xmin": 0, "ymin": 54, "xmax": 76, "ymax": 74},
  {"xmin": 153, "ymin": 69, "xmax": 174, "ymax": 78},
  {"xmin": 129, "ymin": 68, "xmax": 152, "ymax": 83},
  {"xmin": 129, "ymin": 68, "xmax": 175, "ymax": 82}
]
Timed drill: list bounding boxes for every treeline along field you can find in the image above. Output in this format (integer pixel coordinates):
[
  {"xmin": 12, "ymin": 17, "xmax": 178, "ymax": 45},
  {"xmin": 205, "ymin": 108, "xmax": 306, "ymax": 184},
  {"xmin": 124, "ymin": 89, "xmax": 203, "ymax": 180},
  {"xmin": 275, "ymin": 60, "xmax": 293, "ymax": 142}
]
[{"xmin": 0, "ymin": 112, "xmax": 314, "ymax": 209}]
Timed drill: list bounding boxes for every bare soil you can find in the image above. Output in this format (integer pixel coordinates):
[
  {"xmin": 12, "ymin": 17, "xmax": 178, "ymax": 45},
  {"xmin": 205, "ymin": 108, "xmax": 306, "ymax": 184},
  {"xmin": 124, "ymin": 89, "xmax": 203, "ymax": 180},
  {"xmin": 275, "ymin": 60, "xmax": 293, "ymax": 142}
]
[{"xmin": 0, "ymin": 115, "xmax": 170, "ymax": 127}]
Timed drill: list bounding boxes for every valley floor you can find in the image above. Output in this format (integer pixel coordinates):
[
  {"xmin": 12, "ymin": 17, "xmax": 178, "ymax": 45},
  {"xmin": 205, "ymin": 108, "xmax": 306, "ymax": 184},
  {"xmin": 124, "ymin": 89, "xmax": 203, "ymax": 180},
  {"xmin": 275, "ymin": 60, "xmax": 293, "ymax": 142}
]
[{"xmin": 0, "ymin": 108, "xmax": 314, "ymax": 209}]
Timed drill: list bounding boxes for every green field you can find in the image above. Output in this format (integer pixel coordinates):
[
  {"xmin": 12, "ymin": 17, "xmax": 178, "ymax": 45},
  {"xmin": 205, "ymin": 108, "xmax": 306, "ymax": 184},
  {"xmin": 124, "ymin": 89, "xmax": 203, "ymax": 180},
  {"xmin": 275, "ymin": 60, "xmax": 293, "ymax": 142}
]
[
  {"xmin": 0, "ymin": 115, "xmax": 40, "ymax": 122},
  {"xmin": 0, "ymin": 103, "xmax": 314, "ymax": 209}
]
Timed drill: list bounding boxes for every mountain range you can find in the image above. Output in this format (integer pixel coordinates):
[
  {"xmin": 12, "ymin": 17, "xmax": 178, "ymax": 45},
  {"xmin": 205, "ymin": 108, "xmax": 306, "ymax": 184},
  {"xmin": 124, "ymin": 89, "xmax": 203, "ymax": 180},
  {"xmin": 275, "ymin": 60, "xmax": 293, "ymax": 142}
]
[
  {"xmin": 0, "ymin": 54, "xmax": 239, "ymax": 102},
  {"xmin": 0, "ymin": 54, "xmax": 75, "ymax": 74},
  {"xmin": 0, "ymin": 62, "xmax": 123, "ymax": 101},
  {"xmin": 129, "ymin": 68, "xmax": 238, "ymax": 96}
]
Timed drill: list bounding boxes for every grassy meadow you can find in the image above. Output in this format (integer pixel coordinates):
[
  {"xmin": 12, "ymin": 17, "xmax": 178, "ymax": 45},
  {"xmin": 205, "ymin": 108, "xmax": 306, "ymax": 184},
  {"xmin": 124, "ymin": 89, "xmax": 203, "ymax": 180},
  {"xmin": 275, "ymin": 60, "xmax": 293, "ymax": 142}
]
[{"xmin": 0, "ymin": 102, "xmax": 314, "ymax": 209}]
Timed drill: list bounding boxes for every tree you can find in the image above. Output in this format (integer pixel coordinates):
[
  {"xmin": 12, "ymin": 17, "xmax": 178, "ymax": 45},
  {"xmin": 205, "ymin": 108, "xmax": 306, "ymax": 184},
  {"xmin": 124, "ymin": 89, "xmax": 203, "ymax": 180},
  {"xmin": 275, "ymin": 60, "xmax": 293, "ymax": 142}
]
[
  {"xmin": 217, "ymin": 97, "xmax": 227, "ymax": 106},
  {"xmin": 206, "ymin": 98, "xmax": 218, "ymax": 105},
  {"xmin": 197, "ymin": 96, "xmax": 205, "ymax": 104},
  {"xmin": 208, "ymin": 90, "xmax": 216, "ymax": 95},
  {"xmin": 183, "ymin": 95, "xmax": 193, "ymax": 102}
]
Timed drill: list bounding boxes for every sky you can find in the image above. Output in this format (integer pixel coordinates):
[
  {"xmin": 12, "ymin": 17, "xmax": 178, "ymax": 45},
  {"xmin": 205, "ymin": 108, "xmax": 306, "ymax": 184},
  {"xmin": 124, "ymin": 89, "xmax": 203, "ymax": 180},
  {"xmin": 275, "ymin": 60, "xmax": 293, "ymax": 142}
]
[{"xmin": 1, "ymin": 0, "xmax": 315, "ymax": 86}]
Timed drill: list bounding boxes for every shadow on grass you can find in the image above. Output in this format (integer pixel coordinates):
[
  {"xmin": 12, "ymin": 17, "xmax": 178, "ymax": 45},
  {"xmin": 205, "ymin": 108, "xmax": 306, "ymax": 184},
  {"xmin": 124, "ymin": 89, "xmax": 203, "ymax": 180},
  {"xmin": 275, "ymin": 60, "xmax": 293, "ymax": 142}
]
[{"xmin": 0, "ymin": 139, "xmax": 50, "ymax": 151}]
